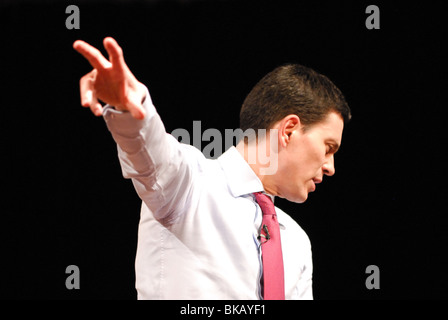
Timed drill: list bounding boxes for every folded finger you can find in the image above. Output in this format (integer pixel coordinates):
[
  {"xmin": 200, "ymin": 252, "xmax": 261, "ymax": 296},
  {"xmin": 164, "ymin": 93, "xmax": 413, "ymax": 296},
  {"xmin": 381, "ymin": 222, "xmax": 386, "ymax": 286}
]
[
  {"xmin": 80, "ymin": 70, "xmax": 97, "ymax": 107},
  {"xmin": 90, "ymin": 94, "xmax": 103, "ymax": 117}
]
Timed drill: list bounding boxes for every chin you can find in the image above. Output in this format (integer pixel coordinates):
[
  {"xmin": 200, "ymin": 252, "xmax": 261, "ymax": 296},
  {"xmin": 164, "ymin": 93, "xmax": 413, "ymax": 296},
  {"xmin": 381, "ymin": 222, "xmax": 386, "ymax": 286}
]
[{"xmin": 285, "ymin": 191, "xmax": 308, "ymax": 204}]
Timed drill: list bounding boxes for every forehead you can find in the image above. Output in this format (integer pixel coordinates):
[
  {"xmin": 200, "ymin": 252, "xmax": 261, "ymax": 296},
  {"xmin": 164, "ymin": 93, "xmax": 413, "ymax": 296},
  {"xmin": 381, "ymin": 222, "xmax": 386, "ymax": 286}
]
[{"xmin": 307, "ymin": 112, "xmax": 344, "ymax": 143}]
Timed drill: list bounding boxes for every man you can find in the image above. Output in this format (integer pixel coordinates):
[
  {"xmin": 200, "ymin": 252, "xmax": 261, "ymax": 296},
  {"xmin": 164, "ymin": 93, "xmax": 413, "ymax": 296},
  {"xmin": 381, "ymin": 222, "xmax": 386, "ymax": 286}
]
[{"xmin": 73, "ymin": 37, "xmax": 351, "ymax": 299}]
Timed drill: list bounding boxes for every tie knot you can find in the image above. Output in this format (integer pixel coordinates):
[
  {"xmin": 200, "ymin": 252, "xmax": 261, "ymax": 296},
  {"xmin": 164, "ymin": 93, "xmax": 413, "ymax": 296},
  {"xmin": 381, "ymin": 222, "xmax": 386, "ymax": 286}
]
[{"xmin": 253, "ymin": 192, "xmax": 275, "ymax": 216}]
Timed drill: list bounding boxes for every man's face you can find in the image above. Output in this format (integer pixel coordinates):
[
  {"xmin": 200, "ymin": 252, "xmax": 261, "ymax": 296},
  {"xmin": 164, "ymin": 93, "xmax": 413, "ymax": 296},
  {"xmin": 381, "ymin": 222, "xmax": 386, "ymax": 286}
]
[{"xmin": 275, "ymin": 111, "xmax": 344, "ymax": 203}]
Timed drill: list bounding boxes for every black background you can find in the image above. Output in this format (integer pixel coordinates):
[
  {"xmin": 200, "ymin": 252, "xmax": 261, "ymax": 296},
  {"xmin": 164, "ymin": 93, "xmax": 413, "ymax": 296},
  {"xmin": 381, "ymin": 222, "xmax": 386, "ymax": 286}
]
[{"xmin": 1, "ymin": 0, "xmax": 447, "ymax": 299}]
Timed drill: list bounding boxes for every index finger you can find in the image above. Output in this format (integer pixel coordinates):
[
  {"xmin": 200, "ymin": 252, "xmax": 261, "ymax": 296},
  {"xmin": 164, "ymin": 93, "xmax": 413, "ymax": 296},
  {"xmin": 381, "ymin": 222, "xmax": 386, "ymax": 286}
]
[{"xmin": 73, "ymin": 40, "xmax": 111, "ymax": 70}]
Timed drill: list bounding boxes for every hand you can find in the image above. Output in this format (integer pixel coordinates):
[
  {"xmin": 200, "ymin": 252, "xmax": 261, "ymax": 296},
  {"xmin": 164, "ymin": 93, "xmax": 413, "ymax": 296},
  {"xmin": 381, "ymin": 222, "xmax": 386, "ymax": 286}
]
[{"xmin": 73, "ymin": 37, "xmax": 146, "ymax": 119}]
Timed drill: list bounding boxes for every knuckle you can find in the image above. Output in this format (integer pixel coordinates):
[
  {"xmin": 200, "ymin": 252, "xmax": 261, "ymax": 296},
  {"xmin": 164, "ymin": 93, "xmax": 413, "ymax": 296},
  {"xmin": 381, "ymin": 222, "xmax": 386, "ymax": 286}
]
[
  {"xmin": 80, "ymin": 70, "xmax": 97, "ymax": 84},
  {"xmin": 79, "ymin": 75, "xmax": 88, "ymax": 85}
]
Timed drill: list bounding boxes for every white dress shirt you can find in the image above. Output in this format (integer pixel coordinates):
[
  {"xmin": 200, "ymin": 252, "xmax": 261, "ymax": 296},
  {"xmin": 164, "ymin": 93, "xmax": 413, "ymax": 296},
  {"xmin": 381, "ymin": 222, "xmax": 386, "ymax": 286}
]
[{"xmin": 103, "ymin": 87, "xmax": 313, "ymax": 300}]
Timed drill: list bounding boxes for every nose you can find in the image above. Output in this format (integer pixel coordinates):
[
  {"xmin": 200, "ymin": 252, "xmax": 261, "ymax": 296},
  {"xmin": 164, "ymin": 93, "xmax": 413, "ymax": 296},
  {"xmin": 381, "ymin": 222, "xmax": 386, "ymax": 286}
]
[{"xmin": 322, "ymin": 155, "xmax": 335, "ymax": 176}]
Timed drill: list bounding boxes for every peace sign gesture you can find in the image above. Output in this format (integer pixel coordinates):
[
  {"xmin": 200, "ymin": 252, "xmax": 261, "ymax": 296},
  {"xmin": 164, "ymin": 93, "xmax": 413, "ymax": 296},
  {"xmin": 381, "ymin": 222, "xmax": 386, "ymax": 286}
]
[{"xmin": 73, "ymin": 37, "xmax": 146, "ymax": 119}]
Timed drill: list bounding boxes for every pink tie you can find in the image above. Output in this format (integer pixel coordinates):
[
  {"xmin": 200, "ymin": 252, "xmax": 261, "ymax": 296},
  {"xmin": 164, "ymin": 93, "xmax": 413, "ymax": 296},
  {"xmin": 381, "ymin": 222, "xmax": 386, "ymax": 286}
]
[{"xmin": 254, "ymin": 192, "xmax": 285, "ymax": 300}]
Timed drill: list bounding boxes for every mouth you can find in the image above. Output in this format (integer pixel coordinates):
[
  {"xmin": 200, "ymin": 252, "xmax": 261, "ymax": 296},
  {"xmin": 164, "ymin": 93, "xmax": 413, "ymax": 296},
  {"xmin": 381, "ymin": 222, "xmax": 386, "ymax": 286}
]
[{"xmin": 310, "ymin": 178, "xmax": 322, "ymax": 192}]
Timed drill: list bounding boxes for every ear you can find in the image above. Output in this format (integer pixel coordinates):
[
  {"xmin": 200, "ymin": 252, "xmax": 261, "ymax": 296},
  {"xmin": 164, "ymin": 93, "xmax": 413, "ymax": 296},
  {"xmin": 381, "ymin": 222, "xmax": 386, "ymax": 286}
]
[{"xmin": 276, "ymin": 114, "xmax": 302, "ymax": 148}]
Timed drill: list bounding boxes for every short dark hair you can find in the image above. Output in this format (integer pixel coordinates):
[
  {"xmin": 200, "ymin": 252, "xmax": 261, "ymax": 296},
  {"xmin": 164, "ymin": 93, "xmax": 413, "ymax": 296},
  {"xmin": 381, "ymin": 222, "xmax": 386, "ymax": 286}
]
[{"xmin": 239, "ymin": 64, "xmax": 351, "ymax": 133}]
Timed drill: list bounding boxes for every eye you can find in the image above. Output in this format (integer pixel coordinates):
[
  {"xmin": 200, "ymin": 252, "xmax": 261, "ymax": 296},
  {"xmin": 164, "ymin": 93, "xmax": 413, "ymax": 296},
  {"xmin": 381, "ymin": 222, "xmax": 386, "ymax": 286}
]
[{"xmin": 326, "ymin": 144, "xmax": 336, "ymax": 155}]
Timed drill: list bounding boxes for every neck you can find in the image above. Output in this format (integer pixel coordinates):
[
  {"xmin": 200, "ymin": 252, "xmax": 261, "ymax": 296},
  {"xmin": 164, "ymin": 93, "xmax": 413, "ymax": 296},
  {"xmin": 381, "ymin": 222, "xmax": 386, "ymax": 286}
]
[{"xmin": 236, "ymin": 138, "xmax": 279, "ymax": 196}]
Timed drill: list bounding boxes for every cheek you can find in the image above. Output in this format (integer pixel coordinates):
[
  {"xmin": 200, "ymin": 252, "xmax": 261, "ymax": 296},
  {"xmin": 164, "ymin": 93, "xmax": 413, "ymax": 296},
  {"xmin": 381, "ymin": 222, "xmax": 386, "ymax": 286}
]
[
  {"xmin": 302, "ymin": 144, "xmax": 326, "ymax": 174},
  {"xmin": 283, "ymin": 155, "xmax": 317, "ymax": 187},
  {"xmin": 280, "ymin": 137, "xmax": 325, "ymax": 181}
]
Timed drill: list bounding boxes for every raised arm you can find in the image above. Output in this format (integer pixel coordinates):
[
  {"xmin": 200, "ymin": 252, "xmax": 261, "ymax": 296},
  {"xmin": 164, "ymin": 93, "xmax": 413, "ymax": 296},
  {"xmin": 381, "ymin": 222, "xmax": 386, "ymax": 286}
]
[
  {"xmin": 73, "ymin": 37, "xmax": 146, "ymax": 120},
  {"xmin": 73, "ymin": 37, "xmax": 200, "ymax": 223}
]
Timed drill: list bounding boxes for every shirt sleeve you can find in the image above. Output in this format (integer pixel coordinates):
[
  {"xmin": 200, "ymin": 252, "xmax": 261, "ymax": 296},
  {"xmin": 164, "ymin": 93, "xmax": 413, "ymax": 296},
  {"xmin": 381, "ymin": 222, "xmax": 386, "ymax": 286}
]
[{"xmin": 102, "ymin": 86, "xmax": 199, "ymax": 223}]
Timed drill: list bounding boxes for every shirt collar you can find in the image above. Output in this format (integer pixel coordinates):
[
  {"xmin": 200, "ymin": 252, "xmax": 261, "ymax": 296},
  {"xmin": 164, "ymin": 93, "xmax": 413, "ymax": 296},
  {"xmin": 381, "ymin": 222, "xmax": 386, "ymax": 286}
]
[
  {"xmin": 217, "ymin": 147, "xmax": 284, "ymax": 228},
  {"xmin": 217, "ymin": 146, "xmax": 264, "ymax": 198}
]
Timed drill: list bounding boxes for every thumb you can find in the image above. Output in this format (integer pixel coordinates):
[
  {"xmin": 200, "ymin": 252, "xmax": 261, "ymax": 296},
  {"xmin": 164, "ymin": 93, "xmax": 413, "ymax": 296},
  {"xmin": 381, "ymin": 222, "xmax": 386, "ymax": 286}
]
[
  {"xmin": 125, "ymin": 82, "xmax": 147, "ymax": 120},
  {"xmin": 127, "ymin": 96, "xmax": 146, "ymax": 120}
]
